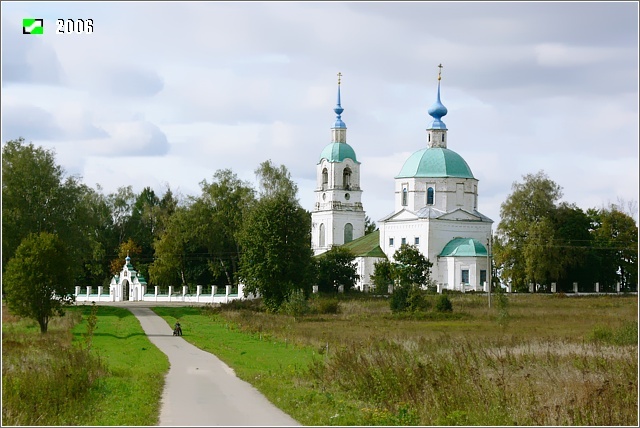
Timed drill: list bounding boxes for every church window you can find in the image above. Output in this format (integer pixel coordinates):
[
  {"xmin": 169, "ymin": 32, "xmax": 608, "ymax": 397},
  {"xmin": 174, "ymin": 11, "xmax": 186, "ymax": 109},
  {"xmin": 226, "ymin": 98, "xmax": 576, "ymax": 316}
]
[
  {"xmin": 480, "ymin": 270, "xmax": 487, "ymax": 286},
  {"xmin": 442, "ymin": 134, "xmax": 445, "ymax": 142},
  {"xmin": 389, "ymin": 238, "xmax": 394, "ymax": 247},
  {"xmin": 344, "ymin": 223, "xmax": 353, "ymax": 243},
  {"xmin": 414, "ymin": 237, "xmax": 420, "ymax": 245},
  {"xmin": 427, "ymin": 187, "xmax": 434, "ymax": 205},
  {"xmin": 428, "ymin": 134, "xmax": 431, "ymax": 142},
  {"xmin": 401, "ymin": 237, "xmax": 406, "ymax": 245},
  {"xmin": 461, "ymin": 269, "xmax": 469, "ymax": 285},
  {"xmin": 322, "ymin": 168, "xmax": 328, "ymax": 189},
  {"xmin": 343, "ymin": 167, "xmax": 352, "ymax": 190},
  {"xmin": 319, "ymin": 224, "xmax": 325, "ymax": 247},
  {"xmin": 402, "ymin": 184, "xmax": 408, "ymax": 206}
]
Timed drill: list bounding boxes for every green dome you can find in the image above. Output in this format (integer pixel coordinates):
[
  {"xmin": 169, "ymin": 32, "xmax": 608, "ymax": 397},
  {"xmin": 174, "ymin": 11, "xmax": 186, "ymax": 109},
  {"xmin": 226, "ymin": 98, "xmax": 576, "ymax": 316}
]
[
  {"xmin": 396, "ymin": 147, "xmax": 474, "ymax": 178},
  {"xmin": 439, "ymin": 238, "xmax": 487, "ymax": 257},
  {"xmin": 319, "ymin": 142, "xmax": 358, "ymax": 163}
]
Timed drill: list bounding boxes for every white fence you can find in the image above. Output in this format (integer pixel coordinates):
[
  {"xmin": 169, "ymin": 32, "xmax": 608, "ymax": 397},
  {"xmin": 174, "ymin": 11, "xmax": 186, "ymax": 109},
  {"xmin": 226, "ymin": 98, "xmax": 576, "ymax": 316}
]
[{"xmin": 73, "ymin": 284, "xmax": 255, "ymax": 304}]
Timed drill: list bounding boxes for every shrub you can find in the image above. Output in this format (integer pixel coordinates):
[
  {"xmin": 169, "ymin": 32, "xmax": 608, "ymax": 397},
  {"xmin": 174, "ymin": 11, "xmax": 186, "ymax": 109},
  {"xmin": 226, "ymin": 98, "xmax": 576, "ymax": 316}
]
[
  {"xmin": 435, "ymin": 294, "xmax": 453, "ymax": 312},
  {"xmin": 390, "ymin": 285, "xmax": 410, "ymax": 313},
  {"xmin": 279, "ymin": 289, "xmax": 310, "ymax": 318},
  {"xmin": 313, "ymin": 298, "xmax": 340, "ymax": 314}
]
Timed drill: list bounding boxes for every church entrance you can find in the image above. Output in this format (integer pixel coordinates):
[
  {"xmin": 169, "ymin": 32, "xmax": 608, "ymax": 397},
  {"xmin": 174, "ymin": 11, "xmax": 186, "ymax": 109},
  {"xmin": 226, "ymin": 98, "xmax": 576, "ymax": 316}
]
[{"xmin": 123, "ymin": 279, "xmax": 130, "ymax": 301}]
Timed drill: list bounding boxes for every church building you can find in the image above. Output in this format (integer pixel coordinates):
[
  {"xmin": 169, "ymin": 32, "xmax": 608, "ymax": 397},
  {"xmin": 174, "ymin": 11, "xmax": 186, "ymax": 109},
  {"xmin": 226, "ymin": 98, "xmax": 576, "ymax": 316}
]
[
  {"xmin": 377, "ymin": 66, "xmax": 494, "ymax": 291},
  {"xmin": 314, "ymin": 67, "xmax": 494, "ymax": 292}
]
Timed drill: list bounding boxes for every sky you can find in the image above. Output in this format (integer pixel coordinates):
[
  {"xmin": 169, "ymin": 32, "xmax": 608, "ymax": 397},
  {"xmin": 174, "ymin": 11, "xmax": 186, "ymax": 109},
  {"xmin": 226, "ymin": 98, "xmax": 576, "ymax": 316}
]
[{"xmin": 2, "ymin": 1, "xmax": 639, "ymax": 228}]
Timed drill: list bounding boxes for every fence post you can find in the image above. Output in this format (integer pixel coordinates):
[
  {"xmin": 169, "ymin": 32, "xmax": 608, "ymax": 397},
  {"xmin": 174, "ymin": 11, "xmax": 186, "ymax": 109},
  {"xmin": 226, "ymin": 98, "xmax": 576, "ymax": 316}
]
[
  {"xmin": 595, "ymin": 282, "xmax": 599, "ymax": 293},
  {"xmin": 551, "ymin": 282, "xmax": 556, "ymax": 293}
]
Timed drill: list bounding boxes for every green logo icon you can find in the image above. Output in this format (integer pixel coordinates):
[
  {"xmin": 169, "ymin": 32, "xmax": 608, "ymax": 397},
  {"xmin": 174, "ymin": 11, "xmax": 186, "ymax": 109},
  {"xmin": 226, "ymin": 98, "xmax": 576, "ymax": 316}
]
[{"xmin": 23, "ymin": 18, "xmax": 44, "ymax": 34}]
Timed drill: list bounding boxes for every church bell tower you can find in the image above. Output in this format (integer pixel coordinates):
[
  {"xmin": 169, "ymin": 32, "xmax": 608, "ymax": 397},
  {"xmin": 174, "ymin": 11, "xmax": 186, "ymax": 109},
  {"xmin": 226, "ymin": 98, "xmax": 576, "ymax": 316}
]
[{"xmin": 311, "ymin": 73, "xmax": 365, "ymax": 255}]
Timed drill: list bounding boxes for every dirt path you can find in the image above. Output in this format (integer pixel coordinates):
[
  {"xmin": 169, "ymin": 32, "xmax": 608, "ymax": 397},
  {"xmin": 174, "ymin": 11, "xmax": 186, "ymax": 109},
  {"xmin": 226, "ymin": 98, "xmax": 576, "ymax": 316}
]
[{"xmin": 128, "ymin": 307, "xmax": 300, "ymax": 426}]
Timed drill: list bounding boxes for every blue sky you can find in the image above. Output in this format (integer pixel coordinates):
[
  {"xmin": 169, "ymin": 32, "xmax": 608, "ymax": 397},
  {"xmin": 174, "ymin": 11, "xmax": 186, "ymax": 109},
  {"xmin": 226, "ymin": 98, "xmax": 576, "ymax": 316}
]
[{"xmin": 2, "ymin": 1, "xmax": 638, "ymax": 226}]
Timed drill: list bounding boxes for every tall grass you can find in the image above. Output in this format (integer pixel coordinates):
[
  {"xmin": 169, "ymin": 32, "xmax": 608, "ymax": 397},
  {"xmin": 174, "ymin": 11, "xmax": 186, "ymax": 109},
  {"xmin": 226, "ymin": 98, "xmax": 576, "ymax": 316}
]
[
  {"xmin": 209, "ymin": 293, "xmax": 637, "ymax": 425},
  {"xmin": 2, "ymin": 303, "xmax": 169, "ymax": 426},
  {"xmin": 2, "ymin": 308, "xmax": 106, "ymax": 425},
  {"xmin": 310, "ymin": 334, "xmax": 637, "ymax": 425}
]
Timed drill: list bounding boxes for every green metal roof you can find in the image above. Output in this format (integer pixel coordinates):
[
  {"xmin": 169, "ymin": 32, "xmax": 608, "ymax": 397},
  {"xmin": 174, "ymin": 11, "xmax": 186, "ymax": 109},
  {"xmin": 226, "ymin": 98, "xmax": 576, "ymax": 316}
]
[
  {"xmin": 340, "ymin": 230, "xmax": 387, "ymax": 258},
  {"xmin": 396, "ymin": 147, "xmax": 474, "ymax": 179},
  {"xmin": 439, "ymin": 238, "xmax": 487, "ymax": 257},
  {"xmin": 319, "ymin": 142, "xmax": 358, "ymax": 163}
]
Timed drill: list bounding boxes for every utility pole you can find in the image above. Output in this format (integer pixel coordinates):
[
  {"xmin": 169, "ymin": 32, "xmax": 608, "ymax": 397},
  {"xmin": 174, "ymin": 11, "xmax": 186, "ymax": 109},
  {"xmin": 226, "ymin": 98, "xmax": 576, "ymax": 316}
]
[{"xmin": 487, "ymin": 232, "xmax": 492, "ymax": 308}]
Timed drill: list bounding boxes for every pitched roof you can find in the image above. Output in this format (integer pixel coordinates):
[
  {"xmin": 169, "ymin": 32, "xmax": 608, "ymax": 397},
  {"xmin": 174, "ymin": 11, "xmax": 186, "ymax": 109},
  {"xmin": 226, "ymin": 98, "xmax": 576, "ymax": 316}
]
[{"xmin": 341, "ymin": 230, "xmax": 387, "ymax": 258}]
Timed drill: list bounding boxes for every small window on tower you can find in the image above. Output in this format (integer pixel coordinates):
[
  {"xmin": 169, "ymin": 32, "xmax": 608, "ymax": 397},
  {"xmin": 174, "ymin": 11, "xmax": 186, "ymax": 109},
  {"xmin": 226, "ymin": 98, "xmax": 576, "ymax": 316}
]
[
  {"xmin": 402, "ymin": 185, "xmax": 408, "ymax": 206},
  {"xmin": 442, "ymin": 134, "xmax": 445, "ymax": 142},
  {"xmin": 428, "ymin": 134, "xmax": 431, "ymax": 142}
]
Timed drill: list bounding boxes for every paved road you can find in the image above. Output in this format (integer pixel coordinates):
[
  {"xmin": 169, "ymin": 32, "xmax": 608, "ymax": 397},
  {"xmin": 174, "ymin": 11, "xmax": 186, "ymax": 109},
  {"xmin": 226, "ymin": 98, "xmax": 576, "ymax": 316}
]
[{"xmin": 127, "ymin": 307, "xmax": 300, "ymax": 426}]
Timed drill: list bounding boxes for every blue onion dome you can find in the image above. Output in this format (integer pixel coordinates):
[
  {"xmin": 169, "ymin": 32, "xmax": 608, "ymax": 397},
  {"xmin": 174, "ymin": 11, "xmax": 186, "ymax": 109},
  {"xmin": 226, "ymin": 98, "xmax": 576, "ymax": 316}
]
[
  {"xmin": 333, "ymin": 80, "xmax": 346, "ymax": 129},
  {"xmin": 428, "ymin": 67, "xmax": 448, "ymax": 129},
  {"xmin": 125, "ymin": 256, "xmax": 131, "ymax": 262}
]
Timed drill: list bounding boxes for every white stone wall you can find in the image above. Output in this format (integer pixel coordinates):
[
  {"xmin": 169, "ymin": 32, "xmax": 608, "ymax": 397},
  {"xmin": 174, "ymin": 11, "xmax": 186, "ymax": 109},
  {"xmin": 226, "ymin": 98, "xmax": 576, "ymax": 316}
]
[
  {"xmin": 353, "ymin": 255, "xmax": 385, "ymax": 291},
  {"xmin": 394, "ymin": 177, "xmax": 479, "ymax": 214}
]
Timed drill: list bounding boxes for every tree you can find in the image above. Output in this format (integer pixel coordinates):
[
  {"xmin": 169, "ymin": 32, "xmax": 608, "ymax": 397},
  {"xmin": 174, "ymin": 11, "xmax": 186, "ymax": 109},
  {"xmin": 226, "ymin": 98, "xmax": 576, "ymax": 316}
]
[
  {"xmin": 238, "ymin": 162, "xmax": 314, "ymax": 311},
  {"xmin": 107, "ymin": 185, "xmax": 136, "ymax": 246},
  {"xmin": 392, "ymin": 244, "xmax": 433, "ymax": 287},
  {"xmin": 149, "ymin": 206, "xmax": 211, "ymax": 287},
  {"xmin": 589, "ymin": 206, "xmax": 638, "ymax": 290},
  {"xmin": 494, "ymin": 171, "xmax": 563, "ymax": 292},
  {"xmin": 552, "ymin": 204, "xmax": 597, "ymax": 292},
  {"xmin": 3, "ymin": 232, "xmax": 74, "ymax": 333},
  {"xmin": 109, "ymin": 238, "xmax": 143, "ymax": 275},
  {"xmin": 371, "ymin": 259, "xmax": 393, "ymax": 294},
  {"xmin": 2, "ymin": 139, "xmax": 87, "ymax": 269},
  {"xmin": 255, "ymin": 160, "xmax": 299, "ymax": 202},
  {"xmin": 364, "ymin": 215, "xmax": 377, "ymax": 235},
  {"xmin": 238, "ymin": 192, "xmax": 314, "ymax": 311},
  {"xmin": 523, "ymin": 218, "xmax": 561, "ymax": 291},
  {"xmin": 316, "ymin": 246, "xmax": 359, "ymax": 293},
  {"xmin": 2, "ymin": 138, "xmax": 106, "ymax": 291},
  {"xmin": 195, "ymin": 169, "xmax": 256, "ymax": 285}
]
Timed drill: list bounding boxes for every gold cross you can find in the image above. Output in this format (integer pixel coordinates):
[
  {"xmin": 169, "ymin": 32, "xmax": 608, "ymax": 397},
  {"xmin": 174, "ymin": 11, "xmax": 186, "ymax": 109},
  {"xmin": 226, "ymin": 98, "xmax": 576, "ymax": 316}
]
[
  {"xmin": 437, "ymin": 63, "xmax": 443, "ymax": 81},
  {"xmin": 337, "ymin": 72, "xmax": 342, "ymax": 85}
]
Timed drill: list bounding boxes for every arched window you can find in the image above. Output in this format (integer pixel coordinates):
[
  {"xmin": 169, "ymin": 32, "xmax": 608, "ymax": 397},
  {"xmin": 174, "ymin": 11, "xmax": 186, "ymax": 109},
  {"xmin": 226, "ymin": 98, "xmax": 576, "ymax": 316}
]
[
  {"xmin": 322, "ymin": 168, "xmax": 328, "ymax": 189},
  {"xmin": 402, "ymin": 187, "xmax": 408, "ymax": 206},
  {"xmin": 427, "ymin": 187, "xmax": 434, "ymax": 205},
  {"xmin": 344, "ymin": 223, "xmax": 353, "ymax": 243},
  {"xmin": 319, "ymin": 223, "xmax": 325, "ymax": 247},
  {"xmin": 343, "ymin": 167, "xmax": 352, "ymax": 190}
]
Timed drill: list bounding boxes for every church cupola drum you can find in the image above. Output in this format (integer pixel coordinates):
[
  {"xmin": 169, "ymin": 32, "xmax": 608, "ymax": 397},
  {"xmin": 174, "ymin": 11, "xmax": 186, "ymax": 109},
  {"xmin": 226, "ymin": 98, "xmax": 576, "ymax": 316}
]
[{"xmin": 311, "ymin": 73, "xmax": 366, "ymax": 255}]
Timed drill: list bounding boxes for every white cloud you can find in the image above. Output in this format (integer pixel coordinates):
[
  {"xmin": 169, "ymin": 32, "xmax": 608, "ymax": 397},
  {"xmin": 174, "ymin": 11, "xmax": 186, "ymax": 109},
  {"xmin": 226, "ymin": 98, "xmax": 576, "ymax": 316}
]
[{"xmin": 1, "ymin": 1, "xmax": 637, "ymax": 227}]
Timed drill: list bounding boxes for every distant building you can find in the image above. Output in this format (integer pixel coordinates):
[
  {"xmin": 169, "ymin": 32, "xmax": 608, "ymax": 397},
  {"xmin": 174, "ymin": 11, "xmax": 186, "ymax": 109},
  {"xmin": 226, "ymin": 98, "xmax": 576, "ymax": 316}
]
[{"xmin": 312, "ymin": 67, "xmax": 494, "ymax": 292}]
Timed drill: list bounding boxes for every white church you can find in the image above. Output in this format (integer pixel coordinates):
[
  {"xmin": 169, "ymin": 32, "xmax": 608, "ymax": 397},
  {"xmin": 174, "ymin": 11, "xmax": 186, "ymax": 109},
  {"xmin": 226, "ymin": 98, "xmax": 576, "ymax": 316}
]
[{"xmin": 311, "ymin": 67, "xmax": 494, "ymax": 292}]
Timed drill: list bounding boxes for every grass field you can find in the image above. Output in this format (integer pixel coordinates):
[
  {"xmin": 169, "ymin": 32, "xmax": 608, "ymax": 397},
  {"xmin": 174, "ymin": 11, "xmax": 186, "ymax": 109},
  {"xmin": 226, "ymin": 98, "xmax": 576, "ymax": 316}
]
[
  {"xmin": 2, "ymin": 304, "xmax": 169, "ymax": 426},
  {"xmin": 2, "ymin": 293, "xmax": 638, "ymax": 426}
]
